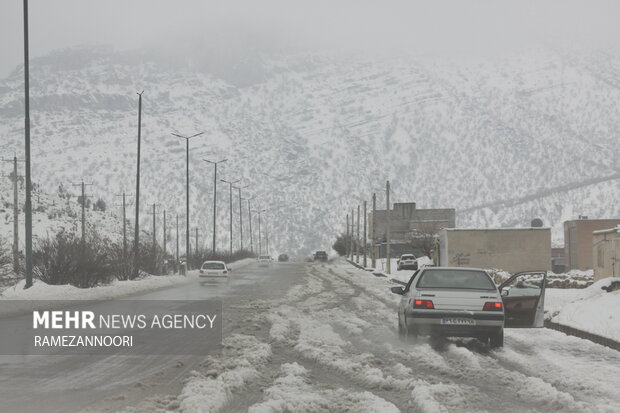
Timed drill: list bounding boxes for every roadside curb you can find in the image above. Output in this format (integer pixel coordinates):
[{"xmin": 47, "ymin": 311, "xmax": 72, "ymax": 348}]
[
  {"xmin": 346, "ymin": 259, "xmax": 403, "ymax": 282},
  {"xmin": 544, "ymin": 320, "xmax": 620, "ymax": 352}
]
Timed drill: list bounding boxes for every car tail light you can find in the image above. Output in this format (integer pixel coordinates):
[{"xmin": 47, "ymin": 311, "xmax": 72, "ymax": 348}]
[
  {"xmin": 483, "ymin": 302, "xmax": 503, "ymax": 311},
  {"xmin": 413, "ymin": 299, "xmax": 434, "ymax": 309}
]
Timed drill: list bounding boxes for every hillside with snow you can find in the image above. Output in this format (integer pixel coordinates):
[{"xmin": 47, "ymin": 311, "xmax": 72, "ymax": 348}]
[{"xmin": 1, "ymin": 46, "xmax": 619, "ymax": 253}]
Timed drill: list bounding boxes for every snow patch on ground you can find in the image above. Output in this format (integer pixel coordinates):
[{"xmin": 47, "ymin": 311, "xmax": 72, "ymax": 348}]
[
  {"xmin": 178, "ymin": 334, "xmax": 272, "ymax": 413},
  {"xmin": 548, "ymin": 277, "xmax": 620, "ymax": 341},
  {"xmin": 248, "ymin": 362, "xmax": 400, "ymax": 413}
]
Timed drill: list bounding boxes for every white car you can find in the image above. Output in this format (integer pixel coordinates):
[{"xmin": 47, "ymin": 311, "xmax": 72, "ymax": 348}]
[
  {"xmin": 397, "ymin": 254, "xmax": 418, "ymax": 270},
  {"xmin": 391, "ymin": 267, "xmax": 547, "ymax": 348},
  {"xmin": 199, "ymin": 261, "xmax": 230, "ymax": 282},
  {"xmin": 257, "ymin": 255, "xmax": 272, "ymax": 267}
]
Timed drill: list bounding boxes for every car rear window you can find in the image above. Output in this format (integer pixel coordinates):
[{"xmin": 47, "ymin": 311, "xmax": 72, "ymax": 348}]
[
  {"xmin": 401, "ymin": 255, "xmax": 415, "ymax": 260},
  {"xmin": 202, "ymin": 262, "xmax": 225, "ymax": 270},
  {"xmin": 259, "ymin": 256, "xmax": 270, "ymax": 260},
  {"xmin": 416, "ymin": 269, "xmax": 495, "ymax": 290}
]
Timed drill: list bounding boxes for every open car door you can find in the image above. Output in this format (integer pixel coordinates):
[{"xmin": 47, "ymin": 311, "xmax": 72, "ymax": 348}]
[{"xmin": 499, "ymin": 270, "xmax": 547, "ymax": 328}]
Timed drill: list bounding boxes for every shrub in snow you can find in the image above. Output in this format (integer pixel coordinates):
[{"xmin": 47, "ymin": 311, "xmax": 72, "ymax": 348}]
[{"xmin": 29, "ymin": 231, "xmax": 115, "ymax": 288}]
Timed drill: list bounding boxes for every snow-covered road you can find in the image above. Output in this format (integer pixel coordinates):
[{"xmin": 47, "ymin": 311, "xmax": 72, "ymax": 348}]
[{"xmin": 2, "ymin": 261, "xmax": 620, "ymax": 412}]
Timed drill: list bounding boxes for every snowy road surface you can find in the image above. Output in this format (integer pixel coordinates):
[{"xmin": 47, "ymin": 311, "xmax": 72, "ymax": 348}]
[{"xmin": 1, "ymin": 261, "xmax": 620, "ymax": 413}]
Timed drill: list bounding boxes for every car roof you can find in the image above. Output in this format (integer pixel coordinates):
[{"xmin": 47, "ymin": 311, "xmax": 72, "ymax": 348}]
[{"xmin": 202, "ymin": 260, "xmax": 226, "ymax": 265}]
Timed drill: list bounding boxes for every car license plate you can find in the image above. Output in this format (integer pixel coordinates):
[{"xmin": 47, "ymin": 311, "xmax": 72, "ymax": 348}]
[
  {"xmin": 441, "ymin": 318, "xmax": 475, "ymax": 326},
  {"xmin": 207, "ymin": 272, "xmax": 219, "ymax": 276}
]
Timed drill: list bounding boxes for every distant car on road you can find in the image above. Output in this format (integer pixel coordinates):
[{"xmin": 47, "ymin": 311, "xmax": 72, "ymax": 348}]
[
  {"xmin": 313, "ymin": 251, "xmax": 328, "ymax": 262},
  {"xmin": 278, "ymin": 254, "xmax": 289, "ymax": 262},
  {"xmin": 390, "ymin": 267, "xmax": 547, "ymax": 348},
  {"xmin": 397, "ymin": 254, "xmax": 418, "ymax": 271},
  {"xmin": 199, "ymin": 261, "xmax": 230, "ymax": 283},
  {"xmin": 257, "ymin": 255, "xmax": 272, "ymax": 267}
]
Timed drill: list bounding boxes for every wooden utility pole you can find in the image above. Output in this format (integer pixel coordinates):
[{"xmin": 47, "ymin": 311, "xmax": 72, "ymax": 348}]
[
  {"xmin": 372, "ymin": 193, "xmax": 376, "ymax": 268},
  {"xmin": 386, "ymin": 180, "xmax": 391, "ymax": 274},
  {"xmin": 72, "ymin": 180, "xmax": 93, "ymax": 246},
  {"xmin": 356, "ymin": 204, "xmax": 360, "ymax": 263},
  {"xmin": 115, "ymin": 192, "xmax": 133, "ymax": 261},
  {"xmin": 363, "ymin": 200, "xmax": 367, "ymax": 268}
]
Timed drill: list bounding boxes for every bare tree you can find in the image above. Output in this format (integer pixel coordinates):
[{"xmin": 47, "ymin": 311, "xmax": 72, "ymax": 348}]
[{"xmin": 410, "ymin": 221, "xmax": 442, "ymax": 258}]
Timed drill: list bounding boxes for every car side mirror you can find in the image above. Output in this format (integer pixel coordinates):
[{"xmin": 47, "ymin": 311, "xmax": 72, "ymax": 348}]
[
  {"xmin": 390, "ymin": 286, "xmax": 405, "ymax": 295},
  {"xmin": 501, "ymin": 289, "xmax": 509, "ymax": 297}
]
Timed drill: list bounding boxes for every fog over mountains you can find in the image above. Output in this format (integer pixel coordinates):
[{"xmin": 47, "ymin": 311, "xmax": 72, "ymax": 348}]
[{"xmin": 1, "ymin": 45, "xmax": 619, "ymax": 253}]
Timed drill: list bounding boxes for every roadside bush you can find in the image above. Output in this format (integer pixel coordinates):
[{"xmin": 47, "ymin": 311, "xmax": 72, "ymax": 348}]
[{"xmin": 31, "ymin": 231, "xmax": 115, "ymax": 288}]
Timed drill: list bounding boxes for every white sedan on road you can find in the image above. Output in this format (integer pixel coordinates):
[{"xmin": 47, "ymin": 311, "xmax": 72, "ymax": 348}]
[
  {"xmin": 199, "ymin": 261, "xmax": 230, "ymax": 282},
  {"xmin": 257, "ymin": 255, "xmax": 272, "ymax": 267},
  {"xmin": 391, "ymin": 267, "xmax": 546, "ymax": 348}
]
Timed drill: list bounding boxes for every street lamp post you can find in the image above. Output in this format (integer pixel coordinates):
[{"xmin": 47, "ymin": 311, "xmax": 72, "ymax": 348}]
[
  {"xmin": 172, "ymin": 131, "xmax": 204, "ymax": 267},
  {"xmin": 220, "ymin": 178, "xmax": 240, "ymax": 256},
  {"xmin": 234, "ymin": 185, "xmax": 250, "ymax": 251},
  {"xmin": 204, "ymin": 158, "xmax": 227, "ymax": 254}
]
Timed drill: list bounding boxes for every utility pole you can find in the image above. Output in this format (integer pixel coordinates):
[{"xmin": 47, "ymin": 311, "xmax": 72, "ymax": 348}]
[
  {"xmin": 114, "ymin": 192, "xmax": 133, "ymax": 261},
  {"xmin": 133, "ymin": 90, "xmax": 144, "ymax": 280},
  {"xmin": 346, "ymin": 213, "xmax": 350, "ymax": 259},
  {"xmin": 386, "ymin": 180, "xmax": 391, "ymax": 274},
  {"xmin": 363, "ymin": 200, "xmax": 367, "ymax": 268},
  {"xmin": 350, "ymin": 208, "xmax": 354, "ymax": 261},
  {"xmin": 221, "ymin": 178, "xmax": 240, "ymax": 256},
  {"xmin": 23, "ymin": 0, "xmax": 33, "ymax": 289},
  {"xmin": 195, "ymin": 227, "xmax": 199, "ymax": 256},
  {"xmin": 356, "ymin": 204, "xmax": 360, "ymax": 264},
  {"xmin": 372, "ymin": 193, "xmax": 376, "ymax": 268},
  {"xmin": 234, "ymin": 185, "xmax": 250, "ymax": 251},
  {"xmin": 247, "ymin": 197, "xmax": 255, "ymax": 254},
  {"xmin": 72, "ymin": 180, "xmax": 93, "ymax": 246},
  {"xmin": 204, "ymin": 158, "xmax": 227, "ymax": 254},
  {"xmin": 163, "ymin": 209, "xmax": 167, "ymax": 260},
  {"xmin": 148, "ymin": 203, "xmax": 160, "ymax": 248},
  {"xmin": 265, "ymin": 218, "xmax": 269, "ymax": 255},
  {"xmin": 3, "ymin": 156, "xmax": 24, "ymax": 273},
  {"xmin": 172, "ymin": 131, "xmax": 204, "ymax": 269},
  {"xmin": 176, "ymin": 214, "xmax": 179, "ymax": 269},
  {"xmin": 257, "ymin": 209, "xmax": 263, "ymax": 255}
]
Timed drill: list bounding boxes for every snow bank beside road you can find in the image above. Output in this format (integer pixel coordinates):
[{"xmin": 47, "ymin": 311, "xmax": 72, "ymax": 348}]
[
  {"xmin": 0, "ymin": 257, "xmax": 256, "ymax": 302},
  {"xmin": 547, "ymin": 278, "xmax": 620, "ymax": 342}
]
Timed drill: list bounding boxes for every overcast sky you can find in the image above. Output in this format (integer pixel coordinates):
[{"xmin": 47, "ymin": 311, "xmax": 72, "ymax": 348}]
[{"xmin": 1, "ymin": 0, "xmax": 619, "ymax": 77}]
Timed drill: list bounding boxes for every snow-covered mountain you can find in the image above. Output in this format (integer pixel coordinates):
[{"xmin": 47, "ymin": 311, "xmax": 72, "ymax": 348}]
[{"xmin": 1, "ymin": 45, "xmax": 619, "ymax": 253}]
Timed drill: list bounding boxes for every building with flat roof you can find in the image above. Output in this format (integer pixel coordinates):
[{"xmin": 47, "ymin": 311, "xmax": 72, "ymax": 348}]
[
  {"xmin": 369, "ymin": 202, "xmax": 455, "ymax": 258},
  {"xmin": 564, "ymin": 218, "xmax": 620, "ymax": 270},
  {"xmin": 592, "ymin": 227, "xmax": 620, "ymax": 281}
]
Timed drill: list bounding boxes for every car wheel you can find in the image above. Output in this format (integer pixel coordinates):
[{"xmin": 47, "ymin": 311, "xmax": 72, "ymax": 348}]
[{"xmin": 489, "ymin": 329, "xmax": 504, "ymax": 348}]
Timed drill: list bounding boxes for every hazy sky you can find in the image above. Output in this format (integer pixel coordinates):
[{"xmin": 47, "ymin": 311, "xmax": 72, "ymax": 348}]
[{"xmin": 1, "ymin": 0, "xmax": 619, "ymax": 77}]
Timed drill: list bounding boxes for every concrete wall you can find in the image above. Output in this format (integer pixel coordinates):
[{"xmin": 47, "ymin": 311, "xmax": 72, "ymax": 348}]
[
  {"xmin": 438, "ymin": 228, "xmax": 551, "ymax": 274},
  {"xmin": 565, "ymin": 219, "xmax": 620, "ymax": 270},
  {"xmin": 593, "ymin": 229, "xmax": 620, "ymax": 281}
]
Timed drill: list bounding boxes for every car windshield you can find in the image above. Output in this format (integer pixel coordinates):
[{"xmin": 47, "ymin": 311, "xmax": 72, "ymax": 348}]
[
  {"xmin": 202, "ymin": 262, "xmax": 225, "ymax": 270},
  {"xmin": 417, "ymin": 269, "xmax": 495, "ymax": 290}
]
